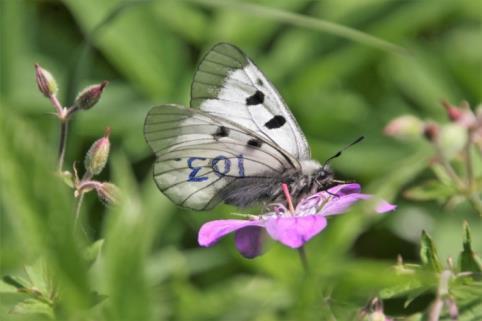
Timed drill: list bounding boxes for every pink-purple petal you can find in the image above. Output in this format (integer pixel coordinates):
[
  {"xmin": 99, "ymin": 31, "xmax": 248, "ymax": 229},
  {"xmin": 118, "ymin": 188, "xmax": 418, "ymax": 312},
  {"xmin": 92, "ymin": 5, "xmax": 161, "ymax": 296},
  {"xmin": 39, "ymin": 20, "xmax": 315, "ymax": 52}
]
[
  {"xmin": 264, "ymin": 215, "xmax": 328, "ymax": 248},
  {"xmin": 235, "ymin": 226, "xmax": 265, "ymax": 258},
  {"xmin": 198, "ymin": 219, "xmax": 263, "ymax": 247},
  {"xmin": 327, "ymin": 183, "xmax": 361, "ymax": 196},
  {"xmin": 375, "ymin": 200, "xmax": 397, "ymax": 213},
  {"xmin": 320, "ymin": 193, "xmax": 370, "ymax": 216}
]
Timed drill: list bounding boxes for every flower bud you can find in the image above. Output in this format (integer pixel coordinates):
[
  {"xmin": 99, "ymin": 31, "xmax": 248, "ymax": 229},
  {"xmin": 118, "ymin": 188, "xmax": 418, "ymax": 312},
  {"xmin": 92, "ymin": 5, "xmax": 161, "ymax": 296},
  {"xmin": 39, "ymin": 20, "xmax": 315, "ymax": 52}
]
[
  {"xmin": 446, "ymin": 298, "xmax": 458, "ymax": 320},
  {"xmin": 84, "ymin": 128, "xmax": 111, "ymax": 176},
  {"xmin": 423, "ymin": 122, "xmax": 439, "ymax": 142},
  {"xmin": 73, "ymin": 81, "xmax": 108, "ymax": 110},
  {"xmin": 97, "ymin": 182, "xmax": 120, "ymax": 205},
  {"xmin": 442, "ymin": 100, "xmax": 477, "ymax": 128},
  {"xmin": 59, "ymin": 170, "xmax": 74, "ymax": 188},
  {"xmin": 35, "ymin": 64, "xmax": 58, "ymax": 97},
  {"xmin": 384, "ymin": 115, "xmax": 423, "ymax": 140},
  {"xmin": 442, "ymin": 100, "xmax": 462, "ymax": 121}
]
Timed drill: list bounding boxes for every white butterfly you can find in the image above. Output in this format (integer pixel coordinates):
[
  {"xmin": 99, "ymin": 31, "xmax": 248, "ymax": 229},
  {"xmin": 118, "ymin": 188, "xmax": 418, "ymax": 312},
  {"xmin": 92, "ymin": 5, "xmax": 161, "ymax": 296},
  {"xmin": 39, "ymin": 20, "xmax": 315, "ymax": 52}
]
[{"xmin": 144, "ymin": 43, "xmax": 338, "ymax": 210}]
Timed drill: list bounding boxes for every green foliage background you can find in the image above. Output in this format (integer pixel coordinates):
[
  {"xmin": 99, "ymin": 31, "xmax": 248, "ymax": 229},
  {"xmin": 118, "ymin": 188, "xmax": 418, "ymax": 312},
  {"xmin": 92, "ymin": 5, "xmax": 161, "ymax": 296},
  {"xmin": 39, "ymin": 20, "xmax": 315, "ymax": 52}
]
[{"xmin": 0, "ymin": 0, "xmax": 481, "ymax": 320}]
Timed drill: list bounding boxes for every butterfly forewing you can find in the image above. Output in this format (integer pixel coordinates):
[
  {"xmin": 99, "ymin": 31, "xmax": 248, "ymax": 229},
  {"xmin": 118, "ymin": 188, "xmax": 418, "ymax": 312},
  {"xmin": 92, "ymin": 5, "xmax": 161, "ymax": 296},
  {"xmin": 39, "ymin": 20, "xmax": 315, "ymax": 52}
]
[
  {"xmin": 144, "ymin": 104, "xmax": 297, "ymax": 210},
  {"xmin": 190, "ymin": 43, "xmax": 311, "ymax": 160}
]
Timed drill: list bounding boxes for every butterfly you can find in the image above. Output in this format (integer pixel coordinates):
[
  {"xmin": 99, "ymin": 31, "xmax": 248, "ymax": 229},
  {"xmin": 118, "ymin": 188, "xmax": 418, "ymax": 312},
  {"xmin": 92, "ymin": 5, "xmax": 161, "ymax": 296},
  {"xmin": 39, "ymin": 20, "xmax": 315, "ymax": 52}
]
[{"xmin": 144, "ymin": 43, "xmax": 346, "ymax": 211}]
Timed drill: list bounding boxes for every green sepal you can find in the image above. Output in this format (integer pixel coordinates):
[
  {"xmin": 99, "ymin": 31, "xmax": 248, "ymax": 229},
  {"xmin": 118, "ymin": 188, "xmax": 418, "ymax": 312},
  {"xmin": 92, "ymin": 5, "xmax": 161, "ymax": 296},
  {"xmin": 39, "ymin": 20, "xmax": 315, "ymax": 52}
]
[
  {"xmin": 84, "ymin": 239, "xmax": 104, "ymax": 266},
  {"xmin": 420, "ymin": 230, "xmax": 443, "ymax": 272},
  {"xmin": 10, "ymin": 298, "xmax": 54, "ymax": 318},
  {"xmin": 2, "ymin": 275, "xmax": 29, "ymax": 291},
  {"xmin": 458, "ymin": 221, "xmax": 482, "ymax": 274}
]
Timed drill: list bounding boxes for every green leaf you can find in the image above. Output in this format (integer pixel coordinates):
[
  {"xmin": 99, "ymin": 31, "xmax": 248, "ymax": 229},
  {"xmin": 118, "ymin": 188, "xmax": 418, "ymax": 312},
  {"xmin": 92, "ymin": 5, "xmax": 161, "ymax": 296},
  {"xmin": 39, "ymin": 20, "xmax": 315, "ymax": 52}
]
[
  {"xmin": 420, "ymin": 230, "xmax": 443, "ymax": 272},
  {"xmin": 24, "ymin": 259, "xmax": 49, "ymax": 295},
  {"xmin": 83, "ymin": 239, "xmax": 104, "ymax": 267},
  {"xmin": 10, "ymin": 299, "xmax": 54, "ymax": 319},
  {"xmin": 1, "ymin": 275, "xmax": 29, "ymax": 291},
  {"xmin": 458, "ymin": 221, "xmax": 482, "ymax": 274},
  {"xmin": 404, "ymin": 180, "xmax": 457, "ymax": 201}
]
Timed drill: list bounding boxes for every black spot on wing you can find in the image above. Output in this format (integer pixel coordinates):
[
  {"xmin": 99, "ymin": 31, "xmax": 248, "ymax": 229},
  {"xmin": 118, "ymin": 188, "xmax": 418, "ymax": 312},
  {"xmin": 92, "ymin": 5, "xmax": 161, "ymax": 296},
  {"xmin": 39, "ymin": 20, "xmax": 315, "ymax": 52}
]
[
  {"xmin": 264, "ymin": 115, "xmax": 286, "ymax": 129},
  {"xmin": 213, "ymin": 126, "xmax": 230, "ymax": 138},
  {"xmin": 246, "ymin": 90, "xmax": 264, "ymax": 105},
  {"xmin": 247, "ymin": 139, "xmax": 262, "ymax": 148},
  {"xmin": 256, "ymin": 78, "xmax": 263, "ymax": 86}
]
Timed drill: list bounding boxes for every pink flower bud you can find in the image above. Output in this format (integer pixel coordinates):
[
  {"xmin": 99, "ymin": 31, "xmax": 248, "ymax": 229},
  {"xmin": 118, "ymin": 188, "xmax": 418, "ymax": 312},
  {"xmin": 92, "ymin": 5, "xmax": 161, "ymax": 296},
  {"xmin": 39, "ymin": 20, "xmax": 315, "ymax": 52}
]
[
  {"xmin": 384, "ymin": 115, "xmax": 423, "ymax": 139},
  {"xmin": 442, "ymin": 100, "xmax": 462, "ymax": 121},
  {"xmin": 74, "ymin": 81, "xmax": 108, "ymax": 110},
  {"xmin": 423, "ymin": 122, "xmax": 440, "ymax": 142},
  {"xmin": 445, "ymin": 298, "xmax": 458, "ymax": 320},
  {"xmin": 35, "ymin": 63, "xmax": 58, "ymax": 97},
  {"xmin": 442, "ymin": 100, "xmax": 477, "ymax": 128},
  {"xmin": 84, "ymin": 128, "xmax": 111, "ymax": 175}
]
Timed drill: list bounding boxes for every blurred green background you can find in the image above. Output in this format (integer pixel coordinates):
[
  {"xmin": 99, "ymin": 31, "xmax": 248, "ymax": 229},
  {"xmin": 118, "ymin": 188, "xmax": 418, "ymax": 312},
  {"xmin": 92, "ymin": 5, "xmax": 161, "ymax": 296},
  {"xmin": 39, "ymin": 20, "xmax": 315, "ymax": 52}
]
[{"xmin": 1, "ymin": 0, "xmax": 481, "ymax": 320}]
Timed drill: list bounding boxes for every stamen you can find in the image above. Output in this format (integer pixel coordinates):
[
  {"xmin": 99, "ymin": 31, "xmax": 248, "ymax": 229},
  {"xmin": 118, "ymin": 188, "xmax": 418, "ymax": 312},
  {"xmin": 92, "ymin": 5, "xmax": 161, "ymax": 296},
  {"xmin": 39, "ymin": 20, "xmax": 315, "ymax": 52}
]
[
  {"xmin": 230, "ymin": 213, "xmax": 259, "ymax": 220},
  {"xmin": 281, "ymin": 183, "xmax": 295, "ymax": 214},
  {"xmin": 267, "ymin": 203, "xmax": 288, "ymax": 215}
]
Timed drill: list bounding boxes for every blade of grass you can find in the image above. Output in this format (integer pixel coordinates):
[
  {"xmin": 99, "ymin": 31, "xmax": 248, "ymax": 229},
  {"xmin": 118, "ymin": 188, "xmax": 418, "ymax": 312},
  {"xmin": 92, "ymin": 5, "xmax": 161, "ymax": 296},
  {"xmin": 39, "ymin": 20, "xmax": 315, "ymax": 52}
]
[
  {"xmin": 64, "ymin": 0, "xmax": 152, "ymax": 103},
  {"xmin": 182, "ymin": 0, "xmax": 407, "ymax": 54}
]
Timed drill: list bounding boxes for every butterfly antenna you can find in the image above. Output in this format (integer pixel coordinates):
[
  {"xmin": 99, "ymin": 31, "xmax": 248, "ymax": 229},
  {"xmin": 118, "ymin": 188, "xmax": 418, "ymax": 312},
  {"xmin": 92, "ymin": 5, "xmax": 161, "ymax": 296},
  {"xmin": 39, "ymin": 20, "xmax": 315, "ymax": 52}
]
[{"xmin": 322, "ymin": 136, "xmax": 365, "ymax": 167}]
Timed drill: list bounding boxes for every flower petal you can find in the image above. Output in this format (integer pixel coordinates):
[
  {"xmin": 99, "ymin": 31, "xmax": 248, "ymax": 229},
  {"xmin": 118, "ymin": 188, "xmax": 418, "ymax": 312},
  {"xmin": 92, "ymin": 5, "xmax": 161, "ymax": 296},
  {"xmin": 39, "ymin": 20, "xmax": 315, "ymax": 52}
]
[
  {"xmin": 320, "ymin": 193, "xmax": 396, "ymax": 216},
  {"xmin": 320, "ymin": 193, "xmax": 370, "ymax": 216},
  {"xmin": 375, "ymin": 200, "xmax": 397, "ymax": 213},
  {"xmin": 327, "ymin": 183, "xmax": 361, "ymax": 196},
  {"xmin": 198, "ymin": 219, "xmax": 263, "ymax": 247},
  {"xmin": 235, "ymin": 226, "xmax": 265, "ymax": 258},
  {"xmin": 265, "ymin": 215, "xmax": 327, "ymax": 248}
]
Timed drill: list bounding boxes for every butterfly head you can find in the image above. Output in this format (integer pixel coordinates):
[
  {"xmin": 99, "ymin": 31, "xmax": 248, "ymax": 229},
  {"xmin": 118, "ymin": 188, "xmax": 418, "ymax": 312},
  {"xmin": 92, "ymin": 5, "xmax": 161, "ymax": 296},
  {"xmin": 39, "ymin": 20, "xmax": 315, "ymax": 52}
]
[
  {"xmin": 315, "ymin": 164, "xmax": 334, "ymax": 183},
  {"xmin": 300, "ymin": 160, "xmax": 334, "ymax": 186}
]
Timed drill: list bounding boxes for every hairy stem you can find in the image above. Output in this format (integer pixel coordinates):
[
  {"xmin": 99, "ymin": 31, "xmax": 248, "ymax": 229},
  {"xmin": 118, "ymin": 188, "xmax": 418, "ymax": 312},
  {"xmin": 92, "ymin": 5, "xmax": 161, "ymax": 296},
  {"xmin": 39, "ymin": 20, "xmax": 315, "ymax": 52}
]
[
  {"xmin": 57, "ymin": 120, "xmax": 68, "ymax": 172},
  {"xmin": 49, "ymin": 95, "xmax": 63, "ymax": 116},
  {"xmin": 74, "ymin": 192, "xmax": 85, "ymax": 230},
  {"xmin": 464, "ymin": 132, "xmax": 474, "ymax": 191}
]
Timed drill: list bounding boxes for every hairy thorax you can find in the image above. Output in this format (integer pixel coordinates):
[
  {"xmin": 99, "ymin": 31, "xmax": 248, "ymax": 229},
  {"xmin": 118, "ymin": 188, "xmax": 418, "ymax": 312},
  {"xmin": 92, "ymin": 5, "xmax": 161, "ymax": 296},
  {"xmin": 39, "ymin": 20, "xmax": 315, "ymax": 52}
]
[{"xmin": 220, "ymin": 159, "xmax": 335, "ymax": 209}]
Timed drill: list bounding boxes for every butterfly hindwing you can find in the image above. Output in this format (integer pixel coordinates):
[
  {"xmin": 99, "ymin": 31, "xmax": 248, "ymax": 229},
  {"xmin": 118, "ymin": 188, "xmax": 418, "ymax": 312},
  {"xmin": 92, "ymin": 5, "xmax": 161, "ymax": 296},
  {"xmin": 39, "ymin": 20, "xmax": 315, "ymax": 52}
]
[
  {"xmin": 191, "ymin": 43, "xmax": 311, "ymax": 161},
  {"xmin": 144, "ymin": 104, "xmax": 298, "ymax": 210}
]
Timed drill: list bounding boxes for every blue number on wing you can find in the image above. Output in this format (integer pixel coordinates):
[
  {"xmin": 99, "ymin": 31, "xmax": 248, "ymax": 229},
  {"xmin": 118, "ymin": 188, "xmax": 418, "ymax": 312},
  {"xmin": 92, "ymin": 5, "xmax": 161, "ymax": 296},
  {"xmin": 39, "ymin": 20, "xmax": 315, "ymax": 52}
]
[
  {"xmin": 211, "ymin": 156, "xmax": 231, "ymax": 177},
  {"xmin": 236, "ymin": 154, "xmax": 245, "ymax": 177},
  {"xmin": 187, "ymin": 157, "xmax": 209, "ymax": 182}
]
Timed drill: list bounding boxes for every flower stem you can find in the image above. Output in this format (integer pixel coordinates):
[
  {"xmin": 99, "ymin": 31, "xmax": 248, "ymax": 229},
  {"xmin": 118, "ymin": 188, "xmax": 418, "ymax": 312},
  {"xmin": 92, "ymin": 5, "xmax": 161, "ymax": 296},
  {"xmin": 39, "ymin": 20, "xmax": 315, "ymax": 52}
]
[
  {"xmin": 434, "ymin": 142, "xmax": 464, "ymax": 190},
  {"xmin": 298, "ymin": 246, "xmax": 309, "ymax": 273},
  {"xmin": 57, "ymin": 120, "xmax": 68, "ymax": 172},
  {"xmin": 464, "ymin": 132, "xmax": 474, "ymax": 191},
  {"xmin": 49, "ymin": 95, "xmax": 64, "ymax": 116},
  {"xmin": 434, "ymin": 138, "xmax": 482, "ymax": 216},
  {"xmin": 74, "ymin": 192, "xmax": 85, "ymax": 230}
]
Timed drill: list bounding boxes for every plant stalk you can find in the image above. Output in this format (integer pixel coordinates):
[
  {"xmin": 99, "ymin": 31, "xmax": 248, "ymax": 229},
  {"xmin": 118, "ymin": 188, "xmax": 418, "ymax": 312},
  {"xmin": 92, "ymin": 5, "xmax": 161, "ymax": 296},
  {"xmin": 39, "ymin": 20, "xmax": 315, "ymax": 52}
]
[
  {"xmin": 57, "ymin": 120, "xmax": 68, "ymax": 172},
  {"xmin": 298, "ymin": 246, "xmax": 309, "ymax": 273},
  {"xmin": 74, "ymin": 192, "xmax": 85, "ymax": 230}
]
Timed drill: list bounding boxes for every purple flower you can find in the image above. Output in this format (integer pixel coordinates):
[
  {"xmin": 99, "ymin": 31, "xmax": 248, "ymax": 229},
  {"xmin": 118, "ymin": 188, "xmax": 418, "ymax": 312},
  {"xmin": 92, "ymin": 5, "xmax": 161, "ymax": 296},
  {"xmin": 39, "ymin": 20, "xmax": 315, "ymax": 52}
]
[{"xmin": 198, "ymin": 183, "xmax": 396, "ymax": 258}]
